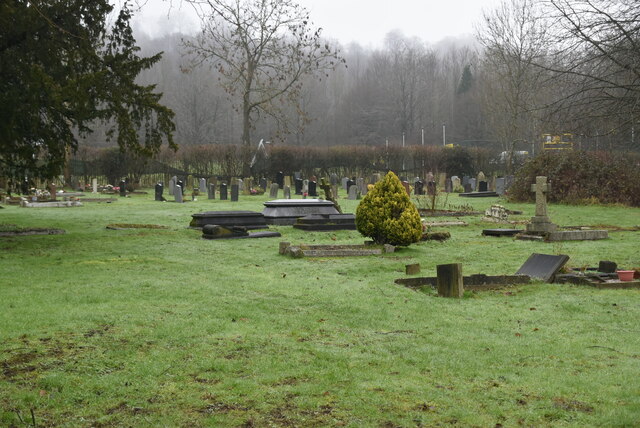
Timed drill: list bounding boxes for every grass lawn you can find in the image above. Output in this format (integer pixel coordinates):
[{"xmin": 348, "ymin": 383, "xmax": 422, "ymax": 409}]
[{"xmin": 0, "ymin": 192, "xmax": 639, "ymax": 427}]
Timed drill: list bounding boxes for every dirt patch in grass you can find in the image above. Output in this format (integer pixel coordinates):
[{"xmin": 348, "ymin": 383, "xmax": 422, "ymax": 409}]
[
  {"xmin": 552, "ymin": 397, "xmax": 594, "ymax": 413},
  {"xmin": 0, "ymin": 224, "xmax": 65, "ymax": 237}
]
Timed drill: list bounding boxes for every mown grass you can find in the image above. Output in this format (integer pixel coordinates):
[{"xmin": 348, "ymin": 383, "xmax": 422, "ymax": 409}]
[{"xmin": 0, "ymin": 192, "xmax": 639, "ymax": 427}]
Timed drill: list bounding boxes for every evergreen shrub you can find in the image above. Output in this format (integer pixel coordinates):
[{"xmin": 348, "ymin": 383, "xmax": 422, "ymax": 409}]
[{"xmin": 355, "ymin": 171, "xmax": 422, "ymax": 246}]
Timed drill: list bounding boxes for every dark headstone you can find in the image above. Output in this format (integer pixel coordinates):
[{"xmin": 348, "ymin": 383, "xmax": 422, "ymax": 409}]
[
  {"xmin": 176, "ymin": 180, "xmax": 185, "ymax": 195},
  {"xmin": 119, "ymin": 180, "xmax": 127, "ymax": 197},
  {"xmin": 294, "ymin": 178, "xmax": 303, "ymax": 195},
  {"xmin": 482, "ymin": 229, "xmax": 523, "ymax": 237},
  {"xmin": 414, "ymin": 180, "xmax": 424, "ymax": 195},
  {"xmin": 427, "ymin": 181, "xmax": 437, "ymax": 195},
  {"xmin": 259, "ymin": 178, "xmax": 267, "ymax": 191},
  {"xmin": 293, "ymin": 214, "xmax": 356, "ymax": 231},
  {"xmin": 478, "ymin": 181, "xmax": 488, "ymax": 192},
  {"xmin": 190, "ymin": 210, "xmax": 267, "ymax": 229},
  {"xmin": 463, "ymin": 183, "xmax": 472, "ymax": 193},
  {"xmin": 308, "ymin": 181, "xmax": 318, "ymax": 197},
  {"xmin": 515, "ymin": 253, "xmax": 570, "ymax": 283},
  {"xmin": 154, "ymin": 182, "xmax": 164, "ymax": 201},
  {"xmin": 444, "ymin": 179, "xmax": 452, "ymax": 193},
  {"xmin": 598, "ymin": 260, "xmax": 617, "ymax": 273},
  {"xmin": 208, "ymin": 183, "xmax": 215, "ymax": 199},
  {"xmin": 276, "ymin": 171, "xmax": 284, "ymax": 188},
  {"xmin": 230, "ymin": 184, "xmax": 239, "ymax": 201},
  {"xmin": 220, "ymin": 183, "xmax": 228, "ymax": 200}
]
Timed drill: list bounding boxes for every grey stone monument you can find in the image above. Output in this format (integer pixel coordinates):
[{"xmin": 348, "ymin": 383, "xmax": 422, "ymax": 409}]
[
  {"xmin": 208, "ymin": 183, "xmax": 216, "ymax": 199},
  {"xmin": 283, "ymin": 185, "xmax": 291, "ymax": 199},
  {"xmin": 525, "ymin": 176, "xmax": 557, "ymax": 234},
  {"xmin": 269, "ymin": 183, "xmax": 279, "ymax": 198},
  {"xmin": 348, "ymin": 185, "xmax": 358, "ymax": 200},
  {"xmin": 220, "ymin": 183, "xmax": 228, "ymax": 200},
  {"xmin": 231, "ymin": 184, "xmax": 239, "ymax": 201},
  {"xmin": 174, "ymin": 185, "xmax": 183, "ymax": 203},
  {"xmin": 495, "ymin": 178, "xmax": 506, "ymax": 195},
  {"xmin": 199, "ymin": 178, "xmax": 207, "ymax": 194}
]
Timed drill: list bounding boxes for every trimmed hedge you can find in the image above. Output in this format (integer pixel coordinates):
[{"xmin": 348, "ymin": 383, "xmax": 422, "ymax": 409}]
[{"xmin": 508, "ymin": 151, "xmax": 640, "ymax": 207}]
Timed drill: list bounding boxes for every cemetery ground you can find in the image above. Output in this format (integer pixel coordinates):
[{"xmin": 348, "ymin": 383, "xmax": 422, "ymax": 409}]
[{"xmin": 0, "ymin": 193, "xmax": 638, "ymax": 427}]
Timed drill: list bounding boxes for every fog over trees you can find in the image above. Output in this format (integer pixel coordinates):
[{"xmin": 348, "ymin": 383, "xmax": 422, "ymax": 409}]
[{"xmin": 84, "ymin": 0, "xmax": 639, "ymax": 154}]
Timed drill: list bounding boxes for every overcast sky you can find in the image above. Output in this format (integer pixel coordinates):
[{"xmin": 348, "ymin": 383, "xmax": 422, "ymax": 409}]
[{"xmin": 131, "ymin": 0, "xmax": 503, "ymax": 46}]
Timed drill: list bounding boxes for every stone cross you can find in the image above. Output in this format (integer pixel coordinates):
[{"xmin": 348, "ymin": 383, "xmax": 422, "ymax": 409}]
[{"xmin": 531, "ymin": 176, "xmax": 551, "ymax": 217}]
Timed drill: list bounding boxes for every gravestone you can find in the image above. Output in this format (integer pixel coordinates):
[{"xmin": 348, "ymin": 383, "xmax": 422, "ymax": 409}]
[
  {"xmin": 478, "ymin": 181, "xmax": 488, "ymax": 192},
  {"xmin": 208, "ymin": 183, "xmax": 216, "ymax": 199},
  {"xmin": 119, "ymin": 180, "xmax": 126, "ymax": 197},
  {"xmin": 463, "ymin": 183, "xmax": 473, "ymax": 193},
  {"xmin": 199, "ymin": 178, "xmax": 207, "ymax": 194},
  {"xmin": 294, "ymin": 171, "xmax": 301, "ymax": 180},
  {"xmin": 330, "ymin": 173, "xmax": 339, "ymax": 186},
  {"xmin": 437, "ymin": 263, "xmax": 464, "ymax": 298},
  {"xmin": 495, "ymin": 178, "xmax": 506, "ymax": 195},
  {"xmin": 469, "ymin": 178, "xmax": 476, "ymax": 191},
  {"xmin": 302, "ymin": 179, "xmax": 309, "ymax": 195},
  {"xmin": 259, "ymin": 178, "xmax": 267, "ymax": 191},
  {"xmin": 47, "ymin": 183, "xmax": 57, "ymax": 201},
  {"xmin": 154, "ymin": 182, "xmax": 164, "ymax": 201},
  {"xmin": 357, "ymin": 177, "xmax": 366, "ymax": 196},
  {"xmin": 220, "ymin": 183, "xmax": 228, "ymax": 200},
  {"xmin": 294, "ymin": 178, "xmax": 303, "ymax": 195},
  {"xmin": 190, "ymin": 211, "xmax": 267, "ymax": 229},
  {"xmin": 445, "ymin": 179, "xmax": 452, "ymax": 193},
  {"xmin": 427, "ymin": 181, "xmax": 436, "ymax": 195},
  {"xmin": 308, "ymin": 181, "xmax": 318, "ymax": 197},
  {"xmin": 515, "ymin": 253, "xmax": 569, "ymax": 282},
  {"xmin": 231, "ymin": 184, "xmax": 239, "ymax": 201},
  {"xmin": 462, "ymin": 176, "xmax": 470, "ymax": 187},
  {"xmin": 263, "ymin": 199, "xmax": 341, "ymax": 225},
  {"xmin": 269, "ymin": 183, "xmax": 279, "ymax": 198},
  {"xmin": 342, "ymin": 177, "xmax": 350, "ymax": 191},
  {"xmin": 452, "ymin": 176, "xmax": 461, "ymax": 191},
  {"xmin": 169, "ymin": 177, "xmax": 176, "ymax": 195},
  {"xmin": 348, "ymin": 185, "xmax": 358, "ymax": 200},
  {"xmin": 476, "ymin": 172, "xmax": 486, "ymax": 191},
  {"xmin": 414, "ymin": 180, "xmax": 424, "ymax": 195},
  {"xmin": 276, "ymin": 171, "xmax": 284, "ymax": 188},
  {"xmin": 525, "ymin": 176, "xmax": 557, "ymax": 234},
  {"xmin": 401, "ymin": 181, "xmax": 411, "ymax": 195},
  {"xmin": 92, "ymin": 178, "xmax": 98, "ymax": 194},
  {"xmin": 243, "ymin": 178, "xmax": 252, "ymax": 195},
  {"xmin": 176, "ymin": 180, "xmax": 184, "ymax": 195},
  {"xmin": 438, "ymin": 173, "xmax": 447, "ymax": 190},
  {"xmin": 283, "ymin": 185, "xmax": 291, "ymax": 199},
  {"xmin": 174, "ymin": 185, "xmax": 183, "ymax": 203}
]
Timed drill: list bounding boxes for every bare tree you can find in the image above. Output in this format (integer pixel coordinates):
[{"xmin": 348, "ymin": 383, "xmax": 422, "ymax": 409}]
[{"xmin": 184, "ymin": 0, "xmax": 342, "ymax": 173}]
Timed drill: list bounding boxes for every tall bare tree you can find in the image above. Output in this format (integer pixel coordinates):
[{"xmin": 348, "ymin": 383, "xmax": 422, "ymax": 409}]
[{"xmin": 184, "ymin": 0, "xmax": 342, "ymax": 173}]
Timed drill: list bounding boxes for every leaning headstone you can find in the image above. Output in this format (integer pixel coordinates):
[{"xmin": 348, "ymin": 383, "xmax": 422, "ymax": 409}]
[
  {"xmin": 515, "ymin": 253, "xmax": 569, "ymax": 283},
  {"xmin": 92, "ymin": 178, "xmax": 98, "ymax": 194},
  {"xmin": 220, "ymin": 183, "xmax": 228, "ymax": 200},
  {"xmin": 231, "ymin": 184, "xmax": 239, "ymax": 202},
  {"xmin": 283, "ymin": 185, "xmax": 291, "ymax": 199},
  {"xmin": 208, "ymin": 183, "xmax": 216, "ymax": 200},
  {"xmin": 495, "ymin": 178, "xmax": 506, "ymax": 195},
  {"xmin": 155, "ymin": 182, "xmax": 164, "ymax": 201},
  {"xmin": 348, "ymin": 185, "xmax": 358, "ymax": 200},
  {"xmin": 174, "ymin": 185, "xmax": 183, "ymax": 203},
  {"xmin": 269, "ymin": 183, "xmax": 279, "ymax": 198},
  {"xmin": 199, "ymin": 178, "xmax": 207, "ymax": 194}
]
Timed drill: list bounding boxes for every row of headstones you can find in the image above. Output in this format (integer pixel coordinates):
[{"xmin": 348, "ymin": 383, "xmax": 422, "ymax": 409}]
[{"xmin": 405, "ymin": 174, "xmax": 515, "ymax": 196}]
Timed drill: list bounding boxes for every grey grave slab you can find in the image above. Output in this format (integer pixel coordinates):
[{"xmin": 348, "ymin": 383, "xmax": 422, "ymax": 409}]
[
  {"xmin": 263, "ymin": 199, "xmax": 340, "ymax": 225},
  {"xmin": 201, "ymin": 225, "xmax": 280, "ymax": 240},
  {"xmin": 190, "ymin": 210, "xmax": 267, "ymax": 229},
  {"xmin": 293, "ymin": 214, "xmax": 356, "ymax": 231},
  {"xmin": 482, "ymin": 229, "xmax": 524, "ymax": 237},
  {"xmin": 515, "ymin": 253, "xmax": 570, "ymax": 283}
]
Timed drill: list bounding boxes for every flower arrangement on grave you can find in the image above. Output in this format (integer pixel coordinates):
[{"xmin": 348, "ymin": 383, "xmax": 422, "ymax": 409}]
[{"xmin": 355, "ymin": 171, "xmax": 422, "ymax": 246}]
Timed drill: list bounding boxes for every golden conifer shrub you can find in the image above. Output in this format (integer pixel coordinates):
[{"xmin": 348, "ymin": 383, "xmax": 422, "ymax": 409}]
[{"xmin": 355, "ymin": 171, "xmax": 422, "ymax": 246}]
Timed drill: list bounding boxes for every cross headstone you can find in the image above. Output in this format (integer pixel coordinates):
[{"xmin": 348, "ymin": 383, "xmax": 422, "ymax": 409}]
[
  {"xmin": 208, "ymin": 183, "xmax": 216, "ymax": 199},
  {"xmin": 231, "ymin": 184, "xmax": 239, "ymax": 201},
  {"xmin": 525, "ymin": 176, "xmax": 557, "ymax": 234},
  {"xmin": 220, "ymin": 183, "xmax": 228, "ymax": 200},
  {"xmin": 174, "ymin": 185, "xmax": 183, "ymax": 203}
]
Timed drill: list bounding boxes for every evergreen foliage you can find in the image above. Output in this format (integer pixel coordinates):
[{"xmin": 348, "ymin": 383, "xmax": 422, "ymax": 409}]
[
  {"xmin": 0, "ymin": 0, "xmax": 176, "ymax": 182},
  {"xmin": 355, "ymin": 171, "xmax": 422, "ymax": 246}
]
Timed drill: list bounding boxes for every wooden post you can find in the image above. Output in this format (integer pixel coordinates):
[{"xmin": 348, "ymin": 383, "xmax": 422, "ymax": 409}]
[{"xmin": 437, "ymin": 263, "xmax": 463, "ymax": 298}]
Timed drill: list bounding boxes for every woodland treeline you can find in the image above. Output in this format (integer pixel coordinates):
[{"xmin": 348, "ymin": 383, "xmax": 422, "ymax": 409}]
[{"xmin": 79, "ymin": 0, "xmax": 638, "ymax": 156}]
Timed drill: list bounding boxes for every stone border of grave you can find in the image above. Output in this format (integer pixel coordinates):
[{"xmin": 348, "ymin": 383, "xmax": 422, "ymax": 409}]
[
  {"xmin": 395, "ymin": 274, "xmax": 531, "ymax": 291},
  {"xmin": 0, "ymin": 227, "xmax": 65, "ymax": 237},
  {"xmin": 418, "ymin": 209, "xmax": 481, "ymax": 217},
  {"xmin": 279, "ymin": 241, "xmax": 395, "ymax": 258},
  {"xmin": 105, "ymin": 224, "xmax": 170, "ymax": 230}
]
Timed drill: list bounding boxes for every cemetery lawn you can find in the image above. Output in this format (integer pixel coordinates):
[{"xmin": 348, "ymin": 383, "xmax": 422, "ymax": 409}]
[{"xmin": 1, "ymin": 193, "xmax": 639, "ymax": 427}]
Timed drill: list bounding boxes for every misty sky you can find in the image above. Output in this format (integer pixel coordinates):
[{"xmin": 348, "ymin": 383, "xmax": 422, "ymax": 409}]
[{"xmin": 132, "ymin": 0, "xmax": 503, "ymax": 46}]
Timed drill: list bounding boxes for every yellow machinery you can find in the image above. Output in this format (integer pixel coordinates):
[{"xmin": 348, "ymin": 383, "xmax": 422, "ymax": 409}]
[{"xmin": 542, "ymin": 133, "xmax": 574, "ymax": 151}]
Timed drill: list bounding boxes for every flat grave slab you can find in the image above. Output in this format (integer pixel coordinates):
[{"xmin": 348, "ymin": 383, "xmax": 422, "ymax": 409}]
[
  {"xmin": 515, "ymin": 253, "xmax": 570, "ymax": 282},
  {"xmin": 280, "ymin": 242, "xmax": 395, "ymax": 257},
  {"xmin": 190, "ymin": 210, "xmax": 267, "ymax": 229},
  {"xmin": 202, "ymin": 225, "xmax": 280, "ymax": 240},
  {"xmin": 293, "ymin": 214, "xmax": 356, "ymax": 231},
  {"xmin": 458, "ymin": 191, "xmax": 499, "ymax": 198},
  {"xmin": 482, "ymin": 228, "xmax": 523, "ymax": 237},
  {"xmin": 263, "ymin": 199, "xmax": 340, "ymax": 225}
]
